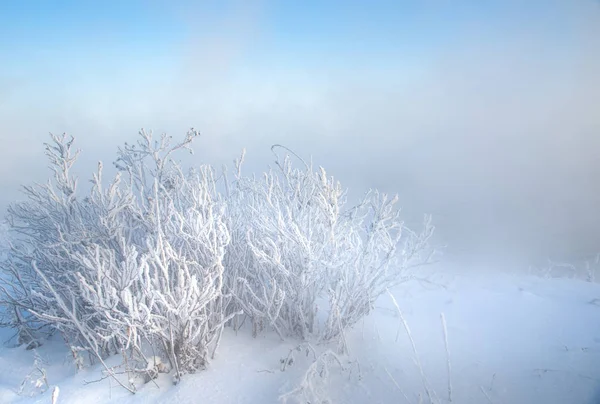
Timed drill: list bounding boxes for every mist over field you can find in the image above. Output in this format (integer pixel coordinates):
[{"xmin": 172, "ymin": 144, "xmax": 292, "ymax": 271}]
[{"xmin": 1, "ymin": 0, "xmax": 599, "ymax": 266}]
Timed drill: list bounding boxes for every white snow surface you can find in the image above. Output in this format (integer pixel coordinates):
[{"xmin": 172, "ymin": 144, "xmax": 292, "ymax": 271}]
[{"xmin": 1, "ymin": 263, "xmax": 599, "ymax": 404}]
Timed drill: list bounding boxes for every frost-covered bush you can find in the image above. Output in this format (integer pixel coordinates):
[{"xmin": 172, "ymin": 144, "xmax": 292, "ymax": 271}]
[
  {"xmin": 529, "ymin": 255, "xmax": 600, "ymax": 283},
  {"xmin": 0, "ymin": 134, "xmax": 100, "ymax": 351},
  {"xmin": 0, "ymin": 129, "xmax": 435, "ymax": 392},
  {"xmin": 224, "ymin": 150, "xmax": 435, "ymax": 348},
  {"xmin": 0, "ymin": 131, "xmax": 232, "ymax": 386},
  {"xmin": 18, "ymin": 350, "xmax": 49, "ymax": 397}
]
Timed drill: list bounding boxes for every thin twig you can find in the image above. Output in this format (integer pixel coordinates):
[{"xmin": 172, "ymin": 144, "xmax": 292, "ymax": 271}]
[
  {"xmin": 384, "ymin": 366, "xmax": 412, "ymax": 403},
  {"xmin": 387, "ymin": 289, "xmax": 437, "ymax": 404},
  {"xmin": 440, "ymin": 313, "xmax": 452, "ymax": 402},
  {"xmin": 480, "ymin": 385, "xmax": 494, "ymax": 403}
]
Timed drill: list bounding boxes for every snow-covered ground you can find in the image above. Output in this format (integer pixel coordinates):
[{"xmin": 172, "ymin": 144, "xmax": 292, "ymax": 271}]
[{"xmin": 1, "ymin": 263, "xmax": 599, "ymax": 404}]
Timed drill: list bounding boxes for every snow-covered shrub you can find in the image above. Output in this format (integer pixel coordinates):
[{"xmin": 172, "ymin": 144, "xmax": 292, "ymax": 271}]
[
  {"xmin": 0, "ymin": 128, "xmax": 435, "ymax": 393},
  {"xmin": 86, "ymin": 134, "xmax": 233, "ymax": 377},
  {"xmin": 529, "ymin": 255, "xmax": 600, "ymax": 283},
  {"xmin": 18, "ymin": 349, "xmax": 49, "ymax": 397},
  {"xmin": 0, "ymin": 130, "xmax": 232, "ymax": 385},
  {"xmin": 585, "ymin": 255, "xmax": 600, "ymax": 282},
  {"xmin": 279, "ymin": 347, "xmax": 345, "ymax": 404},
  {"xmin": 224, "ymin": 151, "xmax": 435, "ymax": 347},
  {"xmin": 0, "ymin": 134, "xmax": 104, "ymax": 352}
]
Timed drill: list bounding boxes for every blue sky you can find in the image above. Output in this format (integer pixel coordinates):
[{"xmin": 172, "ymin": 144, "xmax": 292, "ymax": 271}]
[
  {"xmin": 0, "ymin": 0, "xmax": 599, "ymax": 263},
  {"xmin": 0, "ymin": 1, "xmax": 585, "ymax": 71},
  {"xmin": 0, "ymin": 0, "xmax": 592, "ymax": 95}
]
